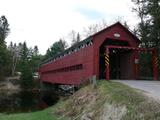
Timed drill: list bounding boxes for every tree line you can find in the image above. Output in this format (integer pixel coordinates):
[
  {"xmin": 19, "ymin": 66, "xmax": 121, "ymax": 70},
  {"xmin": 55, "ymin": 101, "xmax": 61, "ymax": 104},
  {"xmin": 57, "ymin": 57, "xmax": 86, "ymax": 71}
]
[
  {"xmin": 8, "ymin": 42, "xmax": 43, "ymax": 88},
  {"xmin": 0, "ymin": 15, "xmax": 43, "ymax": 88},
  {"xmin": 132, "ymin": 0, "xmax": 160, "ymax": 48}
]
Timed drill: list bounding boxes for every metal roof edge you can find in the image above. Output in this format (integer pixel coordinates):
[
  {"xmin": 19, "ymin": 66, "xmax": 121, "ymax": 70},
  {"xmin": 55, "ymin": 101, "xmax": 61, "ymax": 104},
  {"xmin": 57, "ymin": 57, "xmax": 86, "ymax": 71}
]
[{"xmin": 40, "ymin": 36, "xmax": 93, "ymax": 66}]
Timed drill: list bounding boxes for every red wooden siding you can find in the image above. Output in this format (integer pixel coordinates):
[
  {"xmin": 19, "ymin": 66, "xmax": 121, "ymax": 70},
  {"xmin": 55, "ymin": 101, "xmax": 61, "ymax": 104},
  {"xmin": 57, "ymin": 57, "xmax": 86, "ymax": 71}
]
[{"xmin": 40, "ymin": 45, "xmax": 94, "ymax": 85}]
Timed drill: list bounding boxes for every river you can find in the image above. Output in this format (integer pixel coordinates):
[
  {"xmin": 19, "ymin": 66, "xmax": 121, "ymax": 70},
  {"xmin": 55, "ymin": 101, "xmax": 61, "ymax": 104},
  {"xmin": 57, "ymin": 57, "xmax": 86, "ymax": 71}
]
[{"xmin": 0, "ymin": 89, "xmax": 59, "ymax": 114}]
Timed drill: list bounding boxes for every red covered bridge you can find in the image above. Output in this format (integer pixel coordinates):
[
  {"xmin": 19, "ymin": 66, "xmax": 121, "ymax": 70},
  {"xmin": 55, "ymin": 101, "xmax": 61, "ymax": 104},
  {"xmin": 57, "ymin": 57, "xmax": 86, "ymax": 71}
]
[{"xmin": 39, "ymin": 22, "xmax": 159, "ymax": 85}]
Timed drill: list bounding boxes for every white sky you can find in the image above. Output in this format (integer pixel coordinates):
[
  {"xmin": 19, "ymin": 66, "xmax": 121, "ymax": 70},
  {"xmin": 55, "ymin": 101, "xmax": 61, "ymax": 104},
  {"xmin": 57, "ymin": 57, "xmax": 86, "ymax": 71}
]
[{"xmin": 0, "ymin": 0, "xmax": 139, "ymax": 54}]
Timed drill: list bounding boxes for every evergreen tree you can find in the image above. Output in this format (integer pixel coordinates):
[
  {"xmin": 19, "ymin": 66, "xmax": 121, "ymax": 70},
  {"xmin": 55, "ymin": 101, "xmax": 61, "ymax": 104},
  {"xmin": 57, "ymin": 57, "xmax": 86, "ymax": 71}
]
[
  {"xmin": 132, "ymin": 0, "xmax": 160, "ymax": 48},
  {"xmin": 30, "ymin": 45, "xmax": 43, "ymax": 72},
  {"xmin": 0, "ymin": 15, "xmax": 11, "ymax": 79},
  {"xmin": 147, "ymin": 0, "xmax": 160, "ymax": 47},
  {"xmin": 44, "ymin": 39, "xmax": 67, "ymax": 60},
  {"xmin": 20, "ymin": 42, "xmax": 33, "ymax": 89},
  {"xmin": 33, "ymin": 46, "xmax": 39, "ymax": 56},
  {"xmin": 0, "ymin": 16, "xmax": 10, "ymax": 45}
]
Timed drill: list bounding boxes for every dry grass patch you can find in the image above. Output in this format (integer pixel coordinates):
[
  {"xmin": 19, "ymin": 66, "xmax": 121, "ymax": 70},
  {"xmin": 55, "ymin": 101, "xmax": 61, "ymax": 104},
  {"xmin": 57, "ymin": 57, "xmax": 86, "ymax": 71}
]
[{"xmin": 53, "ymin": 81, "xmax": 160, "ymax": 120}]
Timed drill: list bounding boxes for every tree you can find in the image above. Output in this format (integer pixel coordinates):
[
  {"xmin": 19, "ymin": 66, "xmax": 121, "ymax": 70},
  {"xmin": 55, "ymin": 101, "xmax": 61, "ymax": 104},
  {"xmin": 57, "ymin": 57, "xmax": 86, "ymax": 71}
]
[
  {"xmin": 76, "ymin": 33, "xmax": 81, "ymax": 43},
  {"xmin": 20, "ymin": 42, "xmax": 33, "ymax": 89},
  {"xmin": 83, "ymin": 20, "xmax": 108, "ymax": 38},
  {"xmin": 83, "ymin": 24, "xmax": 99, "ymax": 37},
  {"xmin": 30, "ymin": 45, "xmax": 43, "ymax": 72},
  {"xmin": 0, "ymin": 15, "xmax": 11, "ymax": 79},
  {"xmin": 122, "ymin": 21, "xmax": 130, "ymax": 30},
  {"xmin": 71, "ymin": 32, "xmax": 81, "ymax": 45},
  {"xmin": 20, "ymin": 63, "xmax": 33, "ymax": 89},
  {"xmin": 69, "ymin": 30, "xmax": 76, "ymax": 45},
  {"xmin": 68, "ymin": 30, "xmax": 81, "ymax": 46},
  {"xmin": 33, "ymin": 46, "xmax": 39, "ymax": 56},
  {"xmin": 0, "ymin": 15, "xmax": 10, "ymax": 45},
  {"xmin": 132, "ymin": 0, "xmax": 160, "ymax": 48},
  {"xmin": 147, "ymin": 0, "xmax": 160, "ymax": 47},
  {"xmin": 8, "ymin": 42, "xmax": 16, "ymax": 76},
  {"xmin": 11, "ymin": 42, "xmax": 23, "ymax": 73},
  {"xmin": 44, "ymin": 39, "xmax": 68, "ymax": 60}
]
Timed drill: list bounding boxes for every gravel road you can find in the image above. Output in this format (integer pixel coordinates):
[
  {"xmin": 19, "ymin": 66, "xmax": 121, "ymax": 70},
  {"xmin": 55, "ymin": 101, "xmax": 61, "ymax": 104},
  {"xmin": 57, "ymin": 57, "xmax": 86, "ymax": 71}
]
[{"xmin": 114, "ymin": 80, "xmax": 160, "ymax": 100}]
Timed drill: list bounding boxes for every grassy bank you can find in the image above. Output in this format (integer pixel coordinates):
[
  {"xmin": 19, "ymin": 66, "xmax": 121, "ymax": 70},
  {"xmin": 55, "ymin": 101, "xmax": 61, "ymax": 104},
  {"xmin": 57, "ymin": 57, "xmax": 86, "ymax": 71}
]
[
  {"xmin": 1, "ymin": 80, "xmax": 160, "ymax": 120},
  {"xmin": 0, "ymin": 108, "xmax": 55, "ymax": 120}
]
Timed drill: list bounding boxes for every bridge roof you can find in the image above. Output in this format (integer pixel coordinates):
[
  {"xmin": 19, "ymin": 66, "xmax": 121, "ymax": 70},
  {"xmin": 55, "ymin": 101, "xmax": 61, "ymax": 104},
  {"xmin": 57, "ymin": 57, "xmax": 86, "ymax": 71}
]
[
  {"xmin": 40, "ymin": 36, "xmax": 92, "ymax": 66},
  {"xmin": 40, "ymin": 22, "xmax": 140, "ymax": 66}
]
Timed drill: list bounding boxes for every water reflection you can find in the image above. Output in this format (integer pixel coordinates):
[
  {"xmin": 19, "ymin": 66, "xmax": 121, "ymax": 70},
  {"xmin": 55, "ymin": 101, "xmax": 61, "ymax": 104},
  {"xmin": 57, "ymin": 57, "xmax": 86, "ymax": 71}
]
[{"xmin": 0, "ymin": 90, "xmax": 59, "ymax": 114}]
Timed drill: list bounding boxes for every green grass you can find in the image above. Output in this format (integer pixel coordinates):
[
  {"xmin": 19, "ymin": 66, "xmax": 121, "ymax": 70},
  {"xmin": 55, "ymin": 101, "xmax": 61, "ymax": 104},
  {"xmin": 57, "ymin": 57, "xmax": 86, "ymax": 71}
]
[
  {"xmin": 1, "ymin": 80, "xmax": 160, "ymax": 120},
  {"xmin": 0, "ymin": 108, "xmax": 57, "ymax": 120}
]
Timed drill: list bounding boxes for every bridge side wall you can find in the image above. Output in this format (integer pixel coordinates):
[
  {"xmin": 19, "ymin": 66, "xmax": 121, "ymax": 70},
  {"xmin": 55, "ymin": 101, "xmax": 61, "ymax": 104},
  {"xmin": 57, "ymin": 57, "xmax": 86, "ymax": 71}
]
[{"xmin": 40, "ymin": 45, "xmax": 94, "ymax": 85}]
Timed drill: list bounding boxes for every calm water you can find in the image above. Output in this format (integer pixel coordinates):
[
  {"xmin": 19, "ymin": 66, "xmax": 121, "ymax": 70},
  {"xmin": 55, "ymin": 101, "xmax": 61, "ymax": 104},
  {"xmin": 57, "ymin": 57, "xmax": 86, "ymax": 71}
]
[{"xmin": 0, "ymin": 90, "xmax": 59, "ymax": 114}]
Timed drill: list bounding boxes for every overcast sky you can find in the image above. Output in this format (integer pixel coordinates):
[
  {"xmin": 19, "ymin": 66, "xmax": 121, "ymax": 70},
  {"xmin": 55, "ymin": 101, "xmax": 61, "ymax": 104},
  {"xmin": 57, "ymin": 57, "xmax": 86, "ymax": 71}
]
[{"xmin": 0, "ymin": 0, "xmax": 139, "ymax": 54}]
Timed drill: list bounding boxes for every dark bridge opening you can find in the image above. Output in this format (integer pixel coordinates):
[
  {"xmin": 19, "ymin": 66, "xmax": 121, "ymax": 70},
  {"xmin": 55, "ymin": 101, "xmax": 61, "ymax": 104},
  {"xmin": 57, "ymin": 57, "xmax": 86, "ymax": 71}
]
[
  {"xmin": 109, "ymin": 48, "xmax": 132, "ymax": 79},
  {"xmin": 99, "ymin": 39, "xmax": 129, "ymax": 79}
]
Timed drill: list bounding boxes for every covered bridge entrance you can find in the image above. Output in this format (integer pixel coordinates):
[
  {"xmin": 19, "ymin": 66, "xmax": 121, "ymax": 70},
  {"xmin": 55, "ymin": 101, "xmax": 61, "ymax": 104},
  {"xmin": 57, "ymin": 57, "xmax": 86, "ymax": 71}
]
[
  {"xmin": 104, "ymin": 46, "xmax": 158, "ymax": 80},
  {"xmin": 95, "ymin": 23, "xmax": 159, "ymax": 81}
]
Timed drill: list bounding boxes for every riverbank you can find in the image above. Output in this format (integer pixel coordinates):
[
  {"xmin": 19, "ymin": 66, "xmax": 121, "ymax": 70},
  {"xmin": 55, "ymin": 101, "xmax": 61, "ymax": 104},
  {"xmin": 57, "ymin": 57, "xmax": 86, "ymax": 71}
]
[
  {"xmin": 0, "ymin": 80, "xmax": 20, "ymax": 91},
  {"xmin": 0, "ymin": 76, "xmax": 40, "ymax": 91},
  {"xmin": 1, "ymin": 80, "xmax": 160, "ymax": 120}
]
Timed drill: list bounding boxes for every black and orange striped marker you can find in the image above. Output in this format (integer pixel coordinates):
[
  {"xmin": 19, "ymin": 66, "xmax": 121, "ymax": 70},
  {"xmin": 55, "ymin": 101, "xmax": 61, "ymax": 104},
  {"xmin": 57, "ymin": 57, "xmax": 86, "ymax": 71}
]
[
  {"xmin": 105, "ymin": 53, "xmax": 109, "ymax": 66},
  {"xmin": 154, "ymin": 57, "xmax": 159, "ymax": 67}
]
